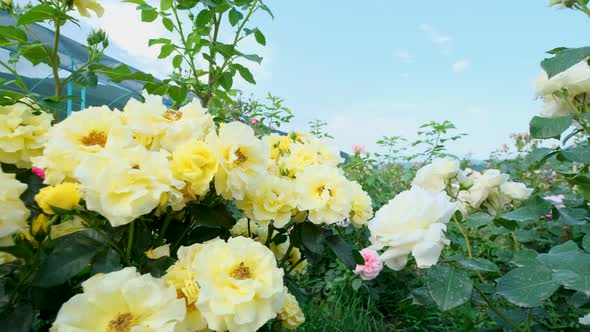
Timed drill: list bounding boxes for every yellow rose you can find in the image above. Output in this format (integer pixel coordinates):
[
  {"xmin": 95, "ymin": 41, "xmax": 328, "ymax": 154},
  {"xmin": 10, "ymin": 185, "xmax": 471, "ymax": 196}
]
[
  {"xmin": 236, "ymin": 175, "xmax": 297, "ymax": 228},
  {"xmin": 145, "ymin": 244, "xmax": 170, "ymax": 259},
  {"xmin": 193, "ymin": 237, "xmax": 286, "ymax": 332},
  {"xmin": 207, "ymin": 122, "xmax": 268, "ymax": 200},
  {"xmin": 278, "ymin": 292, "xmax": 305, "ymax": 330},
  {"xmin": 171, "ymin": 140, "xmax": 218, "ymax": 197},
  {"xmin": 0, "ymin": 102, "xmax": 52, "ymax": 168},
  {"xmin": 35, "ymin": 182, "xmax": 80, "ymax": 215},
  {"xmin": 295, "ymin": 165, "xmax": 353, "ymax": 225},
  {"xmin": 33, "ymin": 106, "xmax": 133, "ymax": 185},
  {"xmin": 0, "ymin": 170, "xmax": 29, "ymax": 238},
  {"xmin": 349, "ymin": 181, "xmax": 374, "ymax": 228},
  {"xmin": 31, "ymin": 214, "xmax": 48, "ymax": 237},
  {"xmin": 52, "ymin": 267, "xmax": 186, "ymax": 331},
  {"xmin": 73, "ymin": 0, "xmax": 104, "ymax": 17},
  {"xmin": 164, "ymin": 243, "xmax": 208, "ymax": 332}
]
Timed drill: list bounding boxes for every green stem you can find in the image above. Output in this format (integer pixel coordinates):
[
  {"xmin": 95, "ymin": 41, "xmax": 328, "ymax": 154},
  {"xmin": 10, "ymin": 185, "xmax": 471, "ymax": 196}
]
[
  {"xmin": 279, "ymin": 242, "xmax": 294, "ymax": 268},
  {"xmin": 287, "ymin": 256, "xmax": 305, "ymax": 274},
  {"xmin": 156, "ymin": 214, "xmax": 173, "ymax": 247},
  {"xmin": 171, "ymin": 3, "xmax": 203, "ymax": 101},
  {"xmin": 473, "ymin": 283, "xmax": 523, "ymax": 332},
  {"xmin": 125, "ymin": 222, "xmax": 135, "ymax": 262},
  {"xmin": 453, "ymin": 217, "xmax": 473, "ymax": 258},
  {"xmin": 51, "ymin": 18, "xmax": 62, "ymax": 97},
  {"xmin": 247, "ymin": 219, "xmax": 251, "ymax": 238},
  {"xmin": 264, "ymin": 222, "xmax": 275, "ymax": 246}
]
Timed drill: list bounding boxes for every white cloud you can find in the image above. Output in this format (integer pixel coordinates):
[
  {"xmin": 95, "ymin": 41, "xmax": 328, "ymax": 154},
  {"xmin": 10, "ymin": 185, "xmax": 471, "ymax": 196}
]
[
  {"xmin": 394, "ymin": 49, "xmax": 415, "ymax": 63},
  {"xmin": 452, "ymin": 59, "xmax": 470, "ymax": 73},
  {"xmin": 419, "ymin": 23, "xmax": 452, "ymax": 53}
]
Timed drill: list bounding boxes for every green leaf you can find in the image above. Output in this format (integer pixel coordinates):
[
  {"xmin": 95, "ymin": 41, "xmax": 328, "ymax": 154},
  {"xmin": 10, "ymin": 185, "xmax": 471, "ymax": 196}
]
[
  {"xmin": 189, "ymin": 204, "xmax": 237, "ymax": 229},
  {"xmin": 549, "ymin": 240, "xmax": 580, "ymax": 253},
  {"xmin": 499, "ymin": 196, "xmax": 552, "ymax": 223},
  {"xmin": 176, "ymin": 0, "xmax": 198, "ymax": 9},
  {"xmin": 556, "ymin": 208, "xmax": 588, "ymax": 226},
  {"xmin": 241, "ymin": 53, "xmax": 263, "ymax": 64},
  {"xmin": 295, "ymin": 222, "xmax": 324, "ymax": 254},
  {"xmin": 17, "ymin": 4, "xmax": 57, "ymax": 25},
  {"xmin": 254, "ymin": 28, "xmax": 266, "ymax": 46},
  {"xmin": 167, "ymin": 85, "xmax": 187, "ymax": 104},
  {"xmin": 32, "ymin": 230, "xmax": 104, "ymax": 287},
  {"xmin": 510, "ymin": 249, "xmax": 539, "ymax": 267},
  {"xmin": 20, "ymin": 43, "xmax": 51, "ymax": 66},
  {"xmin": 465, "ymin": 213, "xmax": 494, "ymax": 229},
  {"xmin": 90, "ymin": 64, "xmax": 155, "ymax": 83},
  {"xmin": 228, "ymin": 7, "xmax": 243, "ymax": 26},
  {"xmin": 427, "ymin": 265, "xmax": 473, "ymax": 311},
  {"xmin": 325, "ymin": 234, "xmax": 357, "ymax": 270},
  {"xmin": 91, "ymin": 248, "xmax": 121, "ymax": 274},
  {"xmin": 457, "ymin": 257, "xmax": 499, "ymax": 273},
  {"xmin": 141, "ymin": 256, "xmax": 175, "ymax": 278},
  {"xmin": 541, "ymin": 46, "xmax": 590, "ymax": 78},
  {"xmin": 527, "ymin": 147, "xmax": 557, "ymax": 165},
  {"xmin": 232, "ymin": 63, "xmax": 256, "ymax": 84},
  {"xmin": 195, "ymin": 9, "xmax": 212, "ymax": 27},
  {"xmin": 162, "ymin": 17, "xmax": 174, "ymax": 32},
  {"xmin": 529, "ymin": 116, "xmax": 573, "ymax": 139},
  {"xmin": 0, "ymin": 303, "xmax": 33, "ymax": 332},
  {"xmin": 0, "ymin": 26, "xmax": 27, "ymax": 43},
  {"xmin": 352, "ymin": 250, "xmax": 365, "ymax": 265},
  {"xmin": 172, "ymin": 54, "xmax": 183, "ymax": 68},
  {"xmin": 158, "ymin": 44, "xmax": 175, "ymax": 59},
  {"xmin": 148, "ymin": 38, "xmax": 171, "ymax": 46},
  {"xmin": 496, "ymin": 264, "xmax": 560, "ymax": 307},
  {"xmin": 537, "ymin": 249, "xmax": 590, "ymax": 294},
  {"xmin": 141, "ymin": 9, "xmax": 159, "ymax": 22},
  {"xmin": 70, "ymin": 69, "xmax": 98, "ymax": 88},
  {"xmin": 583, "ymin": 234, "xmax": 590, "ymax": 253},
  {"xmin": 560, "ymin": 146, "xmax": 590, "ymax": 163},
  {"xmin": 160, "ymin": 0, "xmax": 172, "ymax": 10},
  {"xmin": 144, "ymin": 81, "xmax": 169, "ymax": 95},
  {"xmin": 219, "ymin": 71, "xmax": 233, "ymax": 90}
]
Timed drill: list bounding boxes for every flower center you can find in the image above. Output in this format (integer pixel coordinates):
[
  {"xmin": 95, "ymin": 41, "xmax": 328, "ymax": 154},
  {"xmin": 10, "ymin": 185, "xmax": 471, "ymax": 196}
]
[
  {"xmin": 316, "ymin": 185, "xmax": 332, "ymax": 197},
  {"xmin": 80, "ymin": 130, "xmax": 107, "ymax": 147},
  {"xmin": 234, "ymin": 148, "xmax": 248, "ymax": 166},
  {"xmin": 164, "ymin": 109, "xmax": 183, "ymax": 121},
  {"xmin": 107, "ymin": 313, "xmax": 134, "ymax": 332},
  {"xmin": 230, "ymin": 262, "xmax": 251, "ymax": 280}
]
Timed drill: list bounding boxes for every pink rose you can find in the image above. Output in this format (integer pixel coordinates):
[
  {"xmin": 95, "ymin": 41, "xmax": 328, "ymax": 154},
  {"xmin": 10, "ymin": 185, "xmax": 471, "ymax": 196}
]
[
  {"xmin": 250, "ymin": 119, "xmax": 259, "ymax": 125},
  {"xmin": 354, "ymin": 248, "xmax": 383, "ymax": 281},
  {"xmin": 32, "ymin": 167, "xmax": 45, "ymax": 180},
  {"xmin": 544, "ymin": 194, "xmax": 565, "ymax": 208},
  {"xmin": 352, "ymin": 144, "xmax": 365, "ymax": 154},
  {"xmin": 501, "ymin": 144, "xmax": 508, "ymax": 152}
]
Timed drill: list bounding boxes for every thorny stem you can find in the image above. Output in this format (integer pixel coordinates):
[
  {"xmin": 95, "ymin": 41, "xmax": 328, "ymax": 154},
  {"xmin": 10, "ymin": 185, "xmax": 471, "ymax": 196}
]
[
  {"xmin": 279, "ymin": 242, "xmax": 294, "ymax": 268},
  {"xmin": 453, "ymin": 216, "xmax": 485, "ymax": 283},
  {"xmin": 473, "ymin": 283, "xmax": 523, "ymax": 332}
]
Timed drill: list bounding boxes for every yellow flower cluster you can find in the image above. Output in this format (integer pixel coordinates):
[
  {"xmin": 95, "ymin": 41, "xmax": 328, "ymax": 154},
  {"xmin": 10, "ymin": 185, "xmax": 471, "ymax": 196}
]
[
  {"xmin": 162, "ymin": 236, "xmax": 288, "ymax": 332},
  {"xmin": 234, "ymin": 130, "xmax": 373, "ymax": 227},
  {"xmin": 32, "ymin": 94, "xmax": 219, "ymax": 227},
  {"xmin": 0, "ymin": 102, "xmax": 52, "ymax": 168},
  {"xmin": 0, "ymin": 169, "xmax": 29, "ymax": 240},
  {"xmin": 51, "ymin": 267, "xmax": 186, "ymax": 331}
]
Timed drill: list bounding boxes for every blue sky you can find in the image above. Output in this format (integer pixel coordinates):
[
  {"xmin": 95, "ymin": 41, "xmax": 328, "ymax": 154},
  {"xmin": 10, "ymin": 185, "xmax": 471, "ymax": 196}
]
[{"xmin": 64, "ymin": 0, "xmax": 589, "ymax": 158}]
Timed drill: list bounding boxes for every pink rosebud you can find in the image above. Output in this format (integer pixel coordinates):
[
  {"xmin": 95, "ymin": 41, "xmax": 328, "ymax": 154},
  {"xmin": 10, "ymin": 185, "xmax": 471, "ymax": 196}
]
[
  {"xmin": 544, "ymin": 195, "xmax": 566, "ymax": 209},
  {"xmin": 250, "ymin": 119, "xmax": 259, "ymax": 125},
  {"xmin": 32, "ymin": 167, "xmax": 45, "ymax": 180},
  {"xmin": 354, "ymin": 248, "xmax": 383, "ymax": 281},
  {"xmin": 352, "ymin": 144, "xmax": 366, "ymax": 154},
  {"xmin": 547, "ymin": 171, "xmax": 557, "ymax": 181},
  {"xmin": 501, "ymin": 144, "xmax": 508, "ymax": 152}
]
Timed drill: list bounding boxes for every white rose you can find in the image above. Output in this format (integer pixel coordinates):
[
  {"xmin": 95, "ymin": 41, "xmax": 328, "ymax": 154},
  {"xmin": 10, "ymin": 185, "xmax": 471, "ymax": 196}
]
[
  {"xmin": 500, "ymin": 181, "xmax": 533, "ymax": 201},
  {"xmin": 412, "ymin": 158, "xmax": 460, "ymax": 192},
  {"xmin": 368, "ymin": 186, "xmax": 457, "ymax": 270}
]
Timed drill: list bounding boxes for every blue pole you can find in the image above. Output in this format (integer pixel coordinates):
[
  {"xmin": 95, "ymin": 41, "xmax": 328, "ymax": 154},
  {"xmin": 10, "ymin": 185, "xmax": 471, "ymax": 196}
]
[
  {"xmin": 81, "ymin": 87, "xmax": 86, "ymax": 110},
  {"xmin": 66, "ymin": 81, "xmax": 73, "ymax": 116}
]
